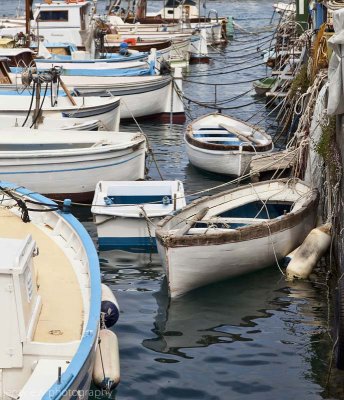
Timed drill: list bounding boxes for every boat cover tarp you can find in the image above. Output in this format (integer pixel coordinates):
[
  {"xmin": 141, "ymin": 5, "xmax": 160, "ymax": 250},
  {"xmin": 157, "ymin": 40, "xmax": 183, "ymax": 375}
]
[
  {"xmin": 304, "ymin": 84, "xmax": 327, "ymax": 189},
  {"xmin": 328, "ymin": 8, "xmax": 344, "ymax": 115}
]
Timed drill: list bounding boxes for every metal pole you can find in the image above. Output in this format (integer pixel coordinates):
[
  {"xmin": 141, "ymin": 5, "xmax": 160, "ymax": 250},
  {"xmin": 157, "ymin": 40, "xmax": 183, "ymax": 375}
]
[{"xmin": 25, "ymin": 0, "xmax": 31, "ymax": 46}]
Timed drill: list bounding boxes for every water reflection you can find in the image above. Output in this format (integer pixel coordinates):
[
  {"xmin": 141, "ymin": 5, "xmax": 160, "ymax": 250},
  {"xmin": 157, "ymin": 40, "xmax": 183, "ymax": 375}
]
[{"xmin": 144, "ymin": 268, "xmax": 289, "ymax": 357}]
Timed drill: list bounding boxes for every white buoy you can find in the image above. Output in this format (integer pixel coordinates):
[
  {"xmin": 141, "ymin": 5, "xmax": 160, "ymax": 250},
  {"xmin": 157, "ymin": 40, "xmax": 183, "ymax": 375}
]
[
  {"xmin": 286, "ymin": 223, "xmax": 331, "ymax": 280},
  {"xmin": 101, "ymin": 284, "xmax": 120, "ymax": 328},
  {"xmin": 93, "ymin": 329, "xmax": 120, "ymax": 390}
]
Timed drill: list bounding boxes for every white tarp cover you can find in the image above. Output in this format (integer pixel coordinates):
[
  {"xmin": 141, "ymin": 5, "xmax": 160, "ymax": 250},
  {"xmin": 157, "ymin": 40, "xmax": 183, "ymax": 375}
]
[
  {"xmin": 304, "ymin": 83, "xmax": 327, "ymax": 189},
  {"xmin": 328, "ymin": 8, "xmax": 344, "ymax": 115}
]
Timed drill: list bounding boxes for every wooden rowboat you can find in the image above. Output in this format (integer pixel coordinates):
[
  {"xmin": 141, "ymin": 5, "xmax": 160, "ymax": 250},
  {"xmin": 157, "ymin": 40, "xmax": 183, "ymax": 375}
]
[
  {"xmin": 185, "ymin": 113, "xmax": 273, "ymax": 177},
  {"xmin": 156, "ymin": 179, "xmax": 318, "ymax": 298}
]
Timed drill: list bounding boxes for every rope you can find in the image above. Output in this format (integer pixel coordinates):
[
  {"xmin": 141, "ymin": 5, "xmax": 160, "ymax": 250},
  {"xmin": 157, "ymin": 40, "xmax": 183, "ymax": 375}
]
[{"xmin": 116, "ymin": 97, "xmax": 164, "ymax": 180}]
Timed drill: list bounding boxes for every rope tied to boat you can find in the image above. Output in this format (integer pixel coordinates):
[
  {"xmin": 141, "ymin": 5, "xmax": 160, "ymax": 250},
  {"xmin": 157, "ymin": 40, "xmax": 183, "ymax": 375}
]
[{"xmin": 0, "ymin": 186, "xmax": 31, "ymax": 223}]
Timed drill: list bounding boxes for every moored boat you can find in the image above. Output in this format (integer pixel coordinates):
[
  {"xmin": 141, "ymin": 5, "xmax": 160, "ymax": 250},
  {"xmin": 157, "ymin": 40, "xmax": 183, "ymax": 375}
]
[
  {"xmin": 0, "ymin": 181, "xmax": 101, "ymax": 398},
  {"xmin": 156, "ymin": 179, "xmax": 319, "ymax": 297},
  {"xmin": 0, "ymin": 115, "xmax": 102, "ymax": 131},
  {"xmin": 0, "ymin": 129, "xmax": 147, "ymax": 201},
  {"xmin": 92, "ymin": 180, "xmax": 186, "ymax": 251},
  {"xmin": 253, "ymin": 77, "xmax": 277, "ymax": 96},
  {"xmin": 184, "ymin": 113, "xmax": 273, "ymax": 177},
  {"xmin": 0, "ymin": 95, "xmax": 121, "ymax": 131}
]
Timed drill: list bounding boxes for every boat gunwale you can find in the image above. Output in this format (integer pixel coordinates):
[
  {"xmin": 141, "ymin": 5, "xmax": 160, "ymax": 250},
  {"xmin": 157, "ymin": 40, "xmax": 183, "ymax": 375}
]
[
  {"xmin": 0, "ymin": 181, "xmax": 101, "ymax": 400},
  {"xmin": 0, "ymin": 135, "xmax": 146, "ymax": 158},
  {"xmin": 155, "ymin": 179, "xmax": 319, "ymax": 247}
]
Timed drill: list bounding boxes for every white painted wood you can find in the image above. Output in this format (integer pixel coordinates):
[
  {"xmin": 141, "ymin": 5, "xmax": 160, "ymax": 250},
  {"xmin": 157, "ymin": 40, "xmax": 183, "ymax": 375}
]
[
  {"xmin": 92, "ymin": 180, "xmax": 186, "ymax": 242},
  {"xmin": 156, "ymin": 180, "xmax": 318, "ymax": 297},
  {"xmin": 185, "ymin": 113, "xmax": 273, "ymax": 177},
  {"xmin": 0, "ymin": 95, "xmax": 121, "ymax": 131},
  {"xmin": 0, "ymin": 130, "xmax": 146, "ymax": 197}
]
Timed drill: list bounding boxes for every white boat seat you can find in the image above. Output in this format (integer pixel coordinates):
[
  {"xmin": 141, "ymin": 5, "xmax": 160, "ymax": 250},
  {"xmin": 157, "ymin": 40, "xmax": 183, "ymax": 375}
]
[{"xmin": 18, "ymin": 359, "xmax": 69, "ymax": 400}]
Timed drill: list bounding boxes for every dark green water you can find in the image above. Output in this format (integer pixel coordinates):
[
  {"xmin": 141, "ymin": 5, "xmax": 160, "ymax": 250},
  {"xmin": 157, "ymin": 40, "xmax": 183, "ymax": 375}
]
[{"xmin": 2, "ymin": 0, "xmax": 344, "ymax": 397}]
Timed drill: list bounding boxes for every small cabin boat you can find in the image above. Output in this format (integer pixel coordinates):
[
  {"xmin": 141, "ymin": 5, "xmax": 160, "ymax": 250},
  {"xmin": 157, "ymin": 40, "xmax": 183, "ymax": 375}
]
[
  {"xmin": 91, "ymin": 180, "xmax": 186, "ymax": 251},
  {"xmin": 0, "ymin": 181, "xmax": 101, "ymax": 398},
  {"xmin": 0, "ymin": 0, "xmax": 95, "ymax": 48},
  {"xmin": 0, "ymin": 130, "xmax": 147, "ymax": 201},
  {"xmin": 184, "ymin": 113, "xmax": 273, "ymax": 177},
  {"xmin": 155, "ymin": 179, "xmax": 319, "ymax": 297}
]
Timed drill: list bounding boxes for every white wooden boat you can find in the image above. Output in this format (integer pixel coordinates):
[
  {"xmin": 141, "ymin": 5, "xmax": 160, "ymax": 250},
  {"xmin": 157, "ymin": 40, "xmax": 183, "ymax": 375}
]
[
  {"xmin": 0, "ymin": 58, "xmax": 184, "ymax": 123},
  {"xmin": 185, "ymin": 113, "xmax": 273, "ymax": 177},
  {"xmin": 156, "ymin": 179, "xmax": 319, "ymax": 298},
  {"xmin": 92, "ymin": 180, "xmax": 186, "ymax": 251},
  {"xmin": 0, "ymin": 182, "xmax": 101, "ymax": 398},
  {"xmin": 0, "ymin": 129, "xmax": 146, "ymax": 201},
  {"xmin": 0, "ymin": 115, "xmax": 102, "ymax": 131},
  {"xmin": 0, "ymin": 95, "xmax": 121, "ymax": 131},
  {"xmin": 70, "ymin": 74, "xmax": 185, "ymax": 123}
]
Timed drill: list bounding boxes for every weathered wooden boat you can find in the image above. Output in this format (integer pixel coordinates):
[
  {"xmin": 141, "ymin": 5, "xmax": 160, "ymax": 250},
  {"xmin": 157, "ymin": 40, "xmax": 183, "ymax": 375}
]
[
  {"xmin": 0, "ymin": 115, "xmax": 102, "ymax": 131},
  {"xmin": 0, "ymin": 181, "xmax": 101, "ymax": 398},
  {"xmin": 0, "ymin": 130, "xmax": 146, "ymax": 201},
  {"xmin": 253, "ymin": 77, "xmax": 277, "ymax": 96},
  {"xmin": 156, "ymin": 179, "xmax": 319, "ymax": 297},
  {"xmin": 92, "ymin": 180, "xmax": 186, "ymax": 251},
  {"xmin": 0, "ymin": 95, "xmax": 121, "ymax": 131},
  {"xmin": 184, "ymin": 113, "xmax": 273, "ymax": 177}
]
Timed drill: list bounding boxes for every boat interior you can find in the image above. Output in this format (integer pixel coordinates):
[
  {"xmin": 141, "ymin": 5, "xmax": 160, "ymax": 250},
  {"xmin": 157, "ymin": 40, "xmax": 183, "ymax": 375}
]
[
  {"xmin": 193, "ymin": 127, "xmax": 246, "ymax": 146},
  {"xmin": 93, "ymin": 181, "xmax": 185, "ymax": 216},
  {"xmin": 191, "ymin": 200, "xmax": 294, "ymax": 233},
  {"xmin": 0, "ymin": 199, "xmax": 85, "ymax": 397}
]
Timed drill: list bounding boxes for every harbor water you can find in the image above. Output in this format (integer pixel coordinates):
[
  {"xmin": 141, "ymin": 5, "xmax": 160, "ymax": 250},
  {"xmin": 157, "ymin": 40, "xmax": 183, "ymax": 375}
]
[{"xmin": 2, "ymin": 0, "xmax": 344, "ymax": 398}]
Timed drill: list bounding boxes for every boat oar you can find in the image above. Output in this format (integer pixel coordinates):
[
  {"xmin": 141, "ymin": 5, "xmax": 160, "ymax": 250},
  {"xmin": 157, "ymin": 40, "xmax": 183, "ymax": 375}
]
[
  {"xmin": 58, "ymin": 76, "xmax": 77, "ymax": 106},
  {"xmin": 219, "ymin": 123, "xmax": 262, "ymax": 145},
  {"xmin": 174, "ymin": 207, "xmax": 209, "ymax": 236}
]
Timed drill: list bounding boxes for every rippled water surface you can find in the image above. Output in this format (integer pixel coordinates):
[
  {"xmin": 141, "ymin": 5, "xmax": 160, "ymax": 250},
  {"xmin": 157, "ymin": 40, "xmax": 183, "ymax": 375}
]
[{"xmin": 2, "ymin": 0, "xmax": 344, "ymax": 398}]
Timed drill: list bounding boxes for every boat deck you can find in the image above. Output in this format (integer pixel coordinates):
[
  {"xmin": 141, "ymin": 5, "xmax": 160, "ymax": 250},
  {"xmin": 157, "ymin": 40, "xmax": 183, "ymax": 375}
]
[{"xmin": 0, "ymin": 208, "xmax": 83, "ymax": 343}]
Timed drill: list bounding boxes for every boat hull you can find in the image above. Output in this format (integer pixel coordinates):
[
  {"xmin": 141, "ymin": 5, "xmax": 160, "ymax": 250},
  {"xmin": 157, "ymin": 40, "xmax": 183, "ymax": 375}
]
[
  {"xmin": 158, "ymin": 213, "xmax": 315, "ymax": 297},
  {"xmin": 0, "ymin": 141, "xmax": 146, "ymax": 201},
  {"xmin": 156, "ymin": 180, "xmax": 318, "ymax": 297},
  {"xmin": 186, "ymin": 140, "xmax": 270, "ymax": 176},
  {"xmin": 72, "ymin": 76, "xmax": 185, "ymax": 123},
  {"xmin": 96, "ymin": 215, "xmax": 162, "ymax": 251},
  {"xmin": 0, "ymin": 97, "xmax": 121, "ymax": 131}
]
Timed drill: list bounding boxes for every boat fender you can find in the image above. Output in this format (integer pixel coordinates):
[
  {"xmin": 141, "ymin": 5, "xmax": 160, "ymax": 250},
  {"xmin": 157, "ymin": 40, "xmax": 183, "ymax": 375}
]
[
  {"xmin": 281, "ymin": 247, "xmax": 299, "ymax": 267},
  {"xmin": 101, "ymin": 284, "xmax": 120, "ymax": 328},
  {"xmin": 124, "ymin": 38, "xmax": 137, "ymax": 46},
  {"xmin": 119, "ymin": 42, "xmax": 129, "ymax": 56},
  {"xmin": 286, "ymin": 224, "xmax": 331, "ymax": 280},
  {"xmin": 93, "ymin": 329, "xmax": 120, "ymax": 390}
]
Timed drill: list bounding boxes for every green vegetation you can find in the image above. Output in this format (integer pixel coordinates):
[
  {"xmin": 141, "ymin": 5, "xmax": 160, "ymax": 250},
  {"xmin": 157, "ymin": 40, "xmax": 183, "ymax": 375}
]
[
  {"xmin": 316, "ymin": 116, "xmax": 336, "ymax": 161},
  {"xmin": 290, "ymin": 64, "xmax": 310, "ymax": 98}
]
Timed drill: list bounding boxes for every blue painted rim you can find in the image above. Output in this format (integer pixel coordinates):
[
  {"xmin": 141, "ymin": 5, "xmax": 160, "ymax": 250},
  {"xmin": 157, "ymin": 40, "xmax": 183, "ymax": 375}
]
[{"xmin": 0, "ymin": 181, "xmax": 101, "ymax": 399}]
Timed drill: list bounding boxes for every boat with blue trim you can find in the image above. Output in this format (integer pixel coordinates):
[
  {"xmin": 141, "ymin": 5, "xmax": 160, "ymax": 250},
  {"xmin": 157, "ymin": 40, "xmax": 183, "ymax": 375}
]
[
  {"xmin": 0, "ymin": 130, "xmax": 147, "ymax": 202},
  {"xmin": 92, "ymin": 180, "xmax": 186, "ymax": 251},
  {"xmin": 0, "ymin": 181, "xmax": 101, "ymax": 398}
]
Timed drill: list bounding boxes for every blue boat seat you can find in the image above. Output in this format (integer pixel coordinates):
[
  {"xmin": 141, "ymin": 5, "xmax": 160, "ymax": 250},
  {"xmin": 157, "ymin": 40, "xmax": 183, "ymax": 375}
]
[{"xmin": 105, "ymin": 195, "xmax": 172, "ymax": 205}]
